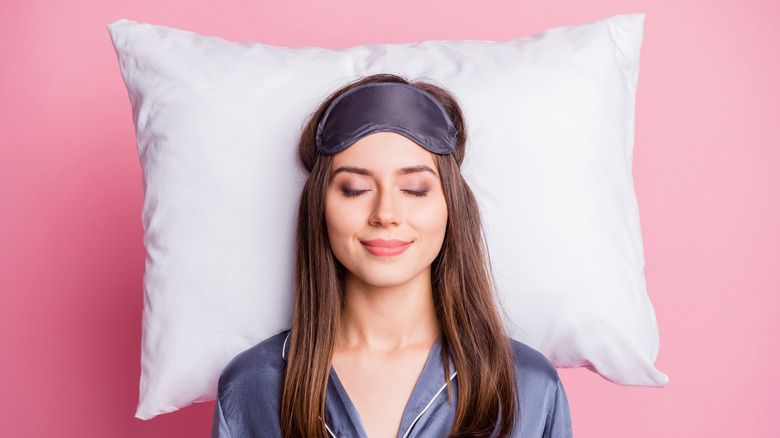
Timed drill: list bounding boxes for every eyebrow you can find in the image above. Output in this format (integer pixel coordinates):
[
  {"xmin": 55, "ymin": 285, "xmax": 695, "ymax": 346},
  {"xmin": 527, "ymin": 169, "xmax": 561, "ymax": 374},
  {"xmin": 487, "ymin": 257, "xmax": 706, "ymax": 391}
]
[{"xmin": 330, "ymin": 165, "xmax": 439, "ymax": 180}]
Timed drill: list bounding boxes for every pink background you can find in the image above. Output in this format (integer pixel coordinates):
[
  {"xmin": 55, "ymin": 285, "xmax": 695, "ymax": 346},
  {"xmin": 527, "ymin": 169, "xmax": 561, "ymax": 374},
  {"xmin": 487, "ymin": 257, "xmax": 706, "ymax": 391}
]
[{"xmin": 1, "ymin": 0, "xmax": 778, "ymax": 436}]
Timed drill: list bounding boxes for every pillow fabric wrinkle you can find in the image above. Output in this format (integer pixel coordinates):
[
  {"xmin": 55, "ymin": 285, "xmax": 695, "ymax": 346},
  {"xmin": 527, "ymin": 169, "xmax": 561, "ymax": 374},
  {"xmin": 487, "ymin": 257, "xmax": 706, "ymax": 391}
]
[{"xmin": 108, "ymin": 13, "xmax": 668, "ymax": 420}]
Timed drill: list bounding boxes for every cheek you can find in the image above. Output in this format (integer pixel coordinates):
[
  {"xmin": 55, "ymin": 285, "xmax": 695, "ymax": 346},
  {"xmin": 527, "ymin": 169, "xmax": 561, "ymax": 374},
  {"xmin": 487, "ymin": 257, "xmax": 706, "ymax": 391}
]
[
  {"xmin": 324, "ymin": 197, "xmax": 360, "ymax": 249},
  {"xmin": 416, "ymin": 198, "xmax": 449, "ymax": 243},
  {"xmin": 325, "ymin": 202, "xmax": 343, "ymax": 240}
]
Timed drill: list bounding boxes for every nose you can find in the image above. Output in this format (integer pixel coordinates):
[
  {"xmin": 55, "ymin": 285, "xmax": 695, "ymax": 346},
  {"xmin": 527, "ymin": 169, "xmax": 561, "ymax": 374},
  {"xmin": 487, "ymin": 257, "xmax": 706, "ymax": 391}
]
[{"xmin": 368, "ymin": 188, "xmax": 400, "ymax": 226}]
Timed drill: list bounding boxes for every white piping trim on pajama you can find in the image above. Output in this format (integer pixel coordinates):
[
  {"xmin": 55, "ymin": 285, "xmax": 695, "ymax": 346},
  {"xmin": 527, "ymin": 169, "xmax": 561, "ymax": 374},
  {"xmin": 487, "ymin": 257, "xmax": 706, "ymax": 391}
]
[
  {"xmin": 401, "ymin": 371, "xmax": 458, "ymax": 438},
  {"xmin": 282, "ymin": 331, "xmax": 291, "ymax": 360},
  {"xmin": 321, "ymin": 416, "xmax": 337, "ymax": 438}
]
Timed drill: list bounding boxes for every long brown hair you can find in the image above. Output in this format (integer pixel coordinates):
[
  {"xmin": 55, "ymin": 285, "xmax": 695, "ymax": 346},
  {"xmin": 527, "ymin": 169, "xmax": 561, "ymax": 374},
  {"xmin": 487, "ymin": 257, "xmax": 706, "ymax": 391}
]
[{"xmin": 281, "ymin": 73, "xmax": 517, "ymax": 437}]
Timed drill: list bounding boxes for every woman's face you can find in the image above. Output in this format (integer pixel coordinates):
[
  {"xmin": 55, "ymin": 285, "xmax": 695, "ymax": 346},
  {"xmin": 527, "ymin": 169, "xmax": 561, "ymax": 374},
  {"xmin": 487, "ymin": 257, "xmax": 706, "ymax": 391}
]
[{"xmin": 325, "ymin": 132, "xmax": 449, "ymax": 289}]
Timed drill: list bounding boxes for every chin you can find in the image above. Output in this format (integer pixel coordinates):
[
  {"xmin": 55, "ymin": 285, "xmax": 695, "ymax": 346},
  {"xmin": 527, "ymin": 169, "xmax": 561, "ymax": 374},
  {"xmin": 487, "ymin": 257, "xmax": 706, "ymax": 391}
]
[
  {"xmin": 348, "ymin": 266, "xmax": 423, "ymax": 289},
  {"xmin": 359, "ymin": 274, "xmax": 416, "ymax": 289}
]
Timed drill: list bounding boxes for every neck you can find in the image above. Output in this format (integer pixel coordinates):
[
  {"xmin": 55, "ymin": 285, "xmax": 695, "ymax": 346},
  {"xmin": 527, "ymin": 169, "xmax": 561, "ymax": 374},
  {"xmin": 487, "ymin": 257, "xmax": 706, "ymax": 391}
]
[{"xmin": 338, "ymin": 267, "xmax": 439, "ymax": 352}]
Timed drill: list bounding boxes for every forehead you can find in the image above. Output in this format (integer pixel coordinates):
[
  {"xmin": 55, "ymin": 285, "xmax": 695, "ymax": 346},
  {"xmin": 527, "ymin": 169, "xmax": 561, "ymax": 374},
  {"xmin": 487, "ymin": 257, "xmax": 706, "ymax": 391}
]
[{"xmin": 330, "ymin": 132, "xmax": 438, "ymax": 171}]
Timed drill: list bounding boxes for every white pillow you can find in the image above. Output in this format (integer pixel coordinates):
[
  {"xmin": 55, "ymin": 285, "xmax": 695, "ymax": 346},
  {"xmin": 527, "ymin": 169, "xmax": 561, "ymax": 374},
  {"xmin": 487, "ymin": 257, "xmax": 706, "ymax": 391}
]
[{"xmin": 108, "ymin": 13, "xmax": 668, "ymax": 420}]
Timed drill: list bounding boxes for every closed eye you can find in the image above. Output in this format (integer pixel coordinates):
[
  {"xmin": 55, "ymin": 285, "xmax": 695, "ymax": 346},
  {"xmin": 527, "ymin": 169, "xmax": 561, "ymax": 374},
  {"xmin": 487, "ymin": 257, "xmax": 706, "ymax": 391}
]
[
  {"xmin": 403, "ymin": 189, "xmax": 428, "ymax": 198},
  {"xmin": 340, "ymin": 188, "xmax": 428, "ymax": 198},
  {"xmin": 341, "ymin": 188, "xmax": 369, "ymax": 198}
]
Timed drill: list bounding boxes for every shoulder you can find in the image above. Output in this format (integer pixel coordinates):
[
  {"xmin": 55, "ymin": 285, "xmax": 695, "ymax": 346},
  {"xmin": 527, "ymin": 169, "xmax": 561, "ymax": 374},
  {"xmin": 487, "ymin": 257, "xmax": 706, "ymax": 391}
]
[
  {"xmin": 508, "ymin": 339, "xmax": 573, "ymax": 437},
  {"xmin": 509, "ymin": 339, "xmax": 560, "ymax": 384},
  {"xmin": 508, "ymin": 339, "xmax": 563, "ymax": 405},
  {"xmin": 219, "ymin": 330, "xmax": 290, "ymax": 386},
  {"xmin": 219, "ymin": 330, "xmax": 289, "ymax": 391},
  {"xmin": 217, "ymin": 330, "xmax": 290, "ymax": 411},
  {"xmin": 215, "ymin": 331, "xmax": 290, "ymax": 436}
]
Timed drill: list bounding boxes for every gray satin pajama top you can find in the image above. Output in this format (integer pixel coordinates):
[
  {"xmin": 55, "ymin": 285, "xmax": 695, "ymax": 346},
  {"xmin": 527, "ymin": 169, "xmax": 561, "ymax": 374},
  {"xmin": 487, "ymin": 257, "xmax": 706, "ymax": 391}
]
[{"xmin": 212, "ymin": 331, "xmax": 572, "ymax": 438}]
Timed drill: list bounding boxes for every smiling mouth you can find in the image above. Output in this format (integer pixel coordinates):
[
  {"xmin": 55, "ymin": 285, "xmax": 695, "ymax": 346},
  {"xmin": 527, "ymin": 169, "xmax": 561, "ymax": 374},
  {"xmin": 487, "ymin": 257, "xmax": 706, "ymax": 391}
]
[{"xmin": 360, "ymin": 239, "xmax": 412, "ymax": 257}]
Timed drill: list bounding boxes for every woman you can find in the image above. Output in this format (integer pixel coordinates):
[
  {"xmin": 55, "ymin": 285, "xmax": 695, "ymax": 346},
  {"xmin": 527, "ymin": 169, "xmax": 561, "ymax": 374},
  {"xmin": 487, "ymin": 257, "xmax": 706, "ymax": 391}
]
[{"xmin": 212, "ymin": 74, "xmax": 572, "ymax": 438}]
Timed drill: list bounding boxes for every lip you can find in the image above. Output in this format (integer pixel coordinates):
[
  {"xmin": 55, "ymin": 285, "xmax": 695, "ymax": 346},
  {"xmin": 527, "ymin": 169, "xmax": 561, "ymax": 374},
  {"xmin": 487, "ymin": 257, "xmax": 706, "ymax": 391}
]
[{"xmin": 360, "ymin": 239, "xmax": 412, "ymax": 257}]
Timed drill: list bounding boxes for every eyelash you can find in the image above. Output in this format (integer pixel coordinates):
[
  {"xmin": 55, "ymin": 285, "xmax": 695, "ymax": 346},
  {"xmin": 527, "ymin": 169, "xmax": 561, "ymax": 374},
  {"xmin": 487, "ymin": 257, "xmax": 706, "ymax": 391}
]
[
  {"xmin": 404, "ymin": 190, "xmax": 428, "ymax": 198},
  {"xmin": 340, "ymin": 189, "xmax": 429, "ymax": 198},
  {"xmin": 341, "ymin": 189, "xmax": 367, "ymax": 198}
]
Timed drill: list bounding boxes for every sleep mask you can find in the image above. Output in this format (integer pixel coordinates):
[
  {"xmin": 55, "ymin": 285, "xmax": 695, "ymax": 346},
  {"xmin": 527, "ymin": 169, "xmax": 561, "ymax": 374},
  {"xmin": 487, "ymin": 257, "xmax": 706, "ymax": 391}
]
[{"xmin": 315, "ymin": 82, "xmax": 459, "ymax": 161}]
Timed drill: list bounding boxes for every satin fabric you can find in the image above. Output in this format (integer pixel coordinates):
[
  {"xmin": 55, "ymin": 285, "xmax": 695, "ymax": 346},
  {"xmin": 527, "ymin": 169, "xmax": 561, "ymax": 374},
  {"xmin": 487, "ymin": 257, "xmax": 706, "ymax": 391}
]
[
  {"xmin": 315, "ymin": 82, "xmax": 457, "ymax": 156},
  {"xmin": 212, "ymin": 331, "xmax": 572, "ymax": 437}
]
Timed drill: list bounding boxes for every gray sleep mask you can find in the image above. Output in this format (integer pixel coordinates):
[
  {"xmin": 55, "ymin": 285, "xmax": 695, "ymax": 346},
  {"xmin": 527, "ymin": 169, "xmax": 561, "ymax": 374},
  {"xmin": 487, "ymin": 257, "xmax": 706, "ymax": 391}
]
[{"xmin": 315, "ymin": 82, "xmax": 458, "ymax": 161}]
